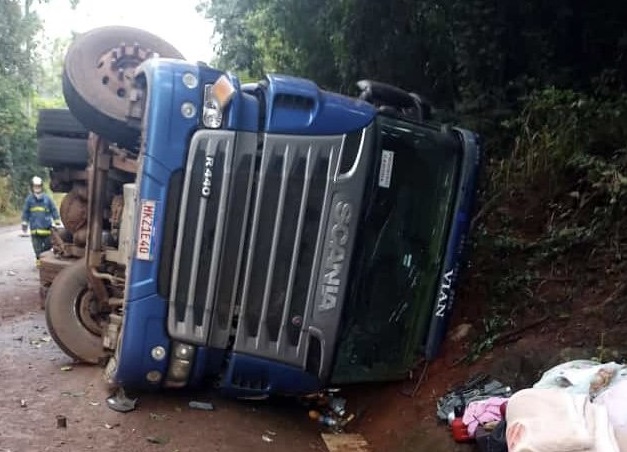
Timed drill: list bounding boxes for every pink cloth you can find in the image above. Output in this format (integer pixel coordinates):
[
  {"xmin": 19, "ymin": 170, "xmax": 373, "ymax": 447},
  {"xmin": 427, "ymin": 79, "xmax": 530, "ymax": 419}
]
[{"xmin": 462, "ymin": 397, "xmax": 508, "ymax": 437}]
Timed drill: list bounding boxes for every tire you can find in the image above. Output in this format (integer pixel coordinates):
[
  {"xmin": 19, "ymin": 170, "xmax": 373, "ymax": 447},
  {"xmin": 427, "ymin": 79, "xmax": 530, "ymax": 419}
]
[
  {"xmin": 37, "ymin": 136, "xmax": 89, "ymax": 168},
  {"xmin": 45, "ymin": 259, "xmax": 108, "ymax": 364},
  {"xmin": 62, "ymin": 26, "xmax": 184, "ymax": 149},
  {"xmin": 36, "ymin": 109, "xmax": 88, "ymax": 138}
]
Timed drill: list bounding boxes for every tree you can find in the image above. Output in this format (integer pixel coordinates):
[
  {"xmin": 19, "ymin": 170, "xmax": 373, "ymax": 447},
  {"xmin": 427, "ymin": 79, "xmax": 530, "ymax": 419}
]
[
  {"xmin": 200, "ymin": 0, "xmax": 627, "ymax": 109},
  {"xmin": 35, "ymin": 35, "xmax": 70, "ymax": 102},
  {"xmin": 0, "ymin": 0, "xmax": 43, "ymax": 208}
]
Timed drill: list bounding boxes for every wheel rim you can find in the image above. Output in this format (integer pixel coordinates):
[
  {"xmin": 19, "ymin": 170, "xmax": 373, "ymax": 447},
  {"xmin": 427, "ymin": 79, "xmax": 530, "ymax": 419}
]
[
  {"xmin": 96, "ymin": 42, "xmax": 156, "ymax": 107},
  {"xmin": 75, "ymin": 289, "xmax": 103, "ymax": 336}
]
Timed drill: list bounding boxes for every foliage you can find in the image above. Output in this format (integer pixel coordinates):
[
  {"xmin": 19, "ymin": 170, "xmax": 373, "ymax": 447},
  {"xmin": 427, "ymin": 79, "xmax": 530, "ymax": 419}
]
[
  {"xmin": 0, "ymin": 0, "xmax": 46, "ymax": 214},
  {"xmin": 198, "ymin": 0, "xmax": 342, "ymax": 89},
  {"xmin": 35, "ymin": 35, "xmax": 70, "ymax": 101},
  {"xmin": 493, "ymin": 87, "xmax": 627, "ymax": 202},
  {"xmin": 0, "ymin": 0, "xmax": 39, "ymax": 92},
  {"xmin": 200, "ymin": 0, "xmax": 627, "ymax": 107},
  {"xmin": 464, "ymin": 86, "xmax": 627, "ymax": 359}
]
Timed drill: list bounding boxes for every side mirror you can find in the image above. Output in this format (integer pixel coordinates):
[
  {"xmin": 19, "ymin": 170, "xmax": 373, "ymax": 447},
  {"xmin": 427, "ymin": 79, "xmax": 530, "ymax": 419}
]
[{"xmin": 357, "ymin": 80, "xmax": 431, "ymax": 122}]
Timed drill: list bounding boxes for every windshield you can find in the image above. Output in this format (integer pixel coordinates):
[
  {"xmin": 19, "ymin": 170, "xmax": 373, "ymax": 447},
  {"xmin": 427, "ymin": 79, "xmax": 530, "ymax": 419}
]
[{"xmin": 331, "ymin": 115, "xmax": 461, "ymax": 383}]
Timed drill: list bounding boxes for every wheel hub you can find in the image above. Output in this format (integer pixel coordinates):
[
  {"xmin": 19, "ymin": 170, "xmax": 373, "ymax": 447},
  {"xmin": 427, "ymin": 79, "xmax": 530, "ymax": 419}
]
[
  {"xmin": 77, "ymin": 289, "xmax": 103, "ymax": 336},
  {"xmin": 96, "ymin": 43, "xmax": 155, "ymax": 102}
]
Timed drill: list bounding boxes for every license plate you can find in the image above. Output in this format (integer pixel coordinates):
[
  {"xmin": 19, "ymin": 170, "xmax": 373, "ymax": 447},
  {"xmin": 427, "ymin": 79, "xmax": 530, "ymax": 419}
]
[{"xmin": 136, "ymin": 200, "xmax": 157, "ymax": 261}]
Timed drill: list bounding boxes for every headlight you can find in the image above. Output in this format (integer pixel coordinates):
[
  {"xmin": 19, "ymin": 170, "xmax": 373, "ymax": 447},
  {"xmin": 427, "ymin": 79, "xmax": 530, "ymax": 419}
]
[
  {"xmin": 202, "ymin": 74, "xmax": 236, "ymax": 129},
  {"xmin": 202, "ymin": 87, "xmax": 223, "ymax": 128},
  {"xmin": 173, "ymin": 342, "xmax": 194, "ymax": 360},
  {"xmin": 165, "ymin": 341, "xmax": 196, "ymax": 388}
]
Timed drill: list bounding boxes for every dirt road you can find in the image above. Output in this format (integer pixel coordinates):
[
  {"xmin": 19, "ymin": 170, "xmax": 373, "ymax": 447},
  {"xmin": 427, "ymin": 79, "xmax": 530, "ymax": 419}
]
[{"xmin": 0, "ymin": 225, "xmax": 325, "ymax": 452}]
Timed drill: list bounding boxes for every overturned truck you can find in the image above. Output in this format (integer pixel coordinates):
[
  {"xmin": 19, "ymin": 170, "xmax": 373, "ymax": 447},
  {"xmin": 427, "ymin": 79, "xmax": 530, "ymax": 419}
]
[{"xmin": 39, "ymin": 26, "xmax": 480, "ymax": 396}]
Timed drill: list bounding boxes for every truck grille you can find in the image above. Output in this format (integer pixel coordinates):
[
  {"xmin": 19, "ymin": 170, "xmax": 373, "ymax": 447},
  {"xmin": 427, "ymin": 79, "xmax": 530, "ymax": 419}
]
[
  {"xmin": 168, "ymin": 127, "xmax": 373, "ymax": 380},
  {"xmin": 167, "ymin": 130, "xmax": 237, "ymax": 344},
  {"xmin": 238, "ymin": 138, "xmax": 331, "ymax": 345},
  {"xmin": 233, "ymin": 130, "xmax": 373, "ymax": 379}
]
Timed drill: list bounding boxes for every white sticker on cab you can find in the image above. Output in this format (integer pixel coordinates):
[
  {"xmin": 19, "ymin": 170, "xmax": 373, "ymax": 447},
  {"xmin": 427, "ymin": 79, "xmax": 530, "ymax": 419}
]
[
  {"xmin": 378, "ymin": 150, "xmax": 394, "ymax": 188},
  {"xmin": 136, "ymin": 199, "xmax": 156, "ymax": 261}
]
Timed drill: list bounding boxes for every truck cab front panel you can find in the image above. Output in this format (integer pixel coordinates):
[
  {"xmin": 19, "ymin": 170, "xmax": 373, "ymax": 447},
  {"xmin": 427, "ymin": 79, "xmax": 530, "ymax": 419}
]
[{"xmin": 114, "ymin": 60, "xmax": 228, "ymax": 388}]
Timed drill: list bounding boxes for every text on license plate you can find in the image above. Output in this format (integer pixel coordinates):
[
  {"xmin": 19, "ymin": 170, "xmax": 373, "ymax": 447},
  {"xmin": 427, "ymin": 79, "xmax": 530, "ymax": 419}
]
[{"xmin": 136, "ymin": 199, "xmax": 156, "ymax": 261}]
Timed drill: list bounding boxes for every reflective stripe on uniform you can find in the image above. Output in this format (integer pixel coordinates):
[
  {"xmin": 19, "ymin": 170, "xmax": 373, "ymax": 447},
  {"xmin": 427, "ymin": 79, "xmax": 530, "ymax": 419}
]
[
  {"xmin": 31, "ymin": 229, "xmax": 51, "ymax": 236},
  {"xmin": 29, "ymin": 206, "xmax": 47, "ymax": 212}
]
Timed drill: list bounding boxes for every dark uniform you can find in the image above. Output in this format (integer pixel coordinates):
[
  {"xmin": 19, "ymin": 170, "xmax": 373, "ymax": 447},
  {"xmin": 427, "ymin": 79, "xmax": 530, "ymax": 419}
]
[{"xmin": 21, "ymin": 192, "xmax": 60, "ymax": 262}]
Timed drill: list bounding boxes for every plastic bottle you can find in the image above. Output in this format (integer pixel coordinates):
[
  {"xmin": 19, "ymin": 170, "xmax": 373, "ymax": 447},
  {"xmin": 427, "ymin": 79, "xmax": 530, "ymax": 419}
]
[
  {"xmin": 329, "ymin": 397, "xmax": 347, "ymax": 417},
  {"xmin": 309, "ymin": 410, "xmax": 339, "ymax": 428}
]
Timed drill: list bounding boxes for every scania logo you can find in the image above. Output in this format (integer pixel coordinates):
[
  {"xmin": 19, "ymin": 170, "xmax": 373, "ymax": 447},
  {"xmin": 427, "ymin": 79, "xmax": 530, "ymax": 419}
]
[
  {"xmin": 319, "ymin": 201, "xmax": 352, "ymax": 312},
  {"xmin": 201, "ymin": 153, "xmax": 214, "ymax": 198}
]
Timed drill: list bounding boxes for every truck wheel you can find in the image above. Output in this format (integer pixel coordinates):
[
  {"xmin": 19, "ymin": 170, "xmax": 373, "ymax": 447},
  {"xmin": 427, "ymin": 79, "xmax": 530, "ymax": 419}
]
[
  {"xmin": 62, "ymin": 26, "xmax": 184, "ymax": 149},
  {"xmin": 45, "ymin": 260, "xmax": 108, "ymax": 364},
  {"xmin": 36, "ymin": 109, "xmax": 88, "ymax": 138},
  {"xmin": 37, "ymin": 136, "xmax": 89, "ymax": 168}
]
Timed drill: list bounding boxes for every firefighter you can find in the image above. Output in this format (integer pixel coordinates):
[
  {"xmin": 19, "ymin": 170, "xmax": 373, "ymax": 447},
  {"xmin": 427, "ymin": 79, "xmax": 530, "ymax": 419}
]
[{"xmin": 21, "ymin": 176, "xmax": 61, "ymax": 266}]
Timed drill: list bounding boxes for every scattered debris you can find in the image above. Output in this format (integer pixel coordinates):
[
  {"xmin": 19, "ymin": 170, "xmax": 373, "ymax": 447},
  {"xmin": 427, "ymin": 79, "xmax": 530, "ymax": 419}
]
[
  {"xmin": 261, "ymin": 434, "xmax": 274, "ymax": 443},
  {"xmin": 27, "ymin": 336, "xmax": 50, "ymax": 348},
  {"xmin": 56, "ymin": 415, "xmax": 67, "ymax": 429},
  {"xmin": 436, "ymin": 374, "xmax": 512, "ymax": 423},
  {"xmin": 309, "ymin": 410, "xmax": 338, "ymax": 428},
  {"xmin": 461, "ymin": 398, "xmax": 508, "ymax": 439},
  {"xmin": 262, "ymin": 430, "xmax": 277, "ymax": 442},
  {"xmin": 20, "ymin": 399, "xmax": 27, "ymax": 408},
  {"xmin": 434, "ymin": 360, "xmax": 627, "ymax": 449},
  {"xmin": 104, "ymin": 423, "xmax": 120, "ymax": 430},
  {"xmin": 401, "ymin": 359, "xmax": 429, "ymax": 397},
  {"xmin": 321, "ymin": 433, "xmax": 372, "ymax": 452},
  {"xmin": 304, "ymin": 390, "xmax": 355, "ymax": 432},
  {"xmin": 149, "ymin": 412, "xmax": 167, "ymax": 421},
  {"xmin": 188, "ymin": 401, "xmax": 214, "ymax": 411},
  {"xmin": 60, "ymin": 365, "xmax": 73, "ymax": 372},
  {"xmin": 88, "ymin": 401, "xmax": 100, "ymax": 406},
  {"xmin": 146, "ymin": 436, "xmax": 169, "ymax": 445},
  {"xmin": 449, "ymin": 323, "xmax": 474, "ymax": 342},
  {"xmin": 61, "ymin": 391, "xmax": 85, "ymax": 398},
  {"xmin": 106, "ymin": 387, "xmax": 137, "ymax": 413}
]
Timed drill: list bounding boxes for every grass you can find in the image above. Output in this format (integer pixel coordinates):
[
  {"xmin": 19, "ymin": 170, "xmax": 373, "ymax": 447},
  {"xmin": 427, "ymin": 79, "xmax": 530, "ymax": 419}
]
[{"xmin": 0, "ymin": 210, "xmax": 21, "ymax": 226}]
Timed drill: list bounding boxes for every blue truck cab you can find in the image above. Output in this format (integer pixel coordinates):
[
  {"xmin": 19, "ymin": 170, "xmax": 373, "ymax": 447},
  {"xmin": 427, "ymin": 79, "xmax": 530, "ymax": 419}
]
[{"xmin": 44, "ymin": 27, "xmax": 479, "ymax": 399}]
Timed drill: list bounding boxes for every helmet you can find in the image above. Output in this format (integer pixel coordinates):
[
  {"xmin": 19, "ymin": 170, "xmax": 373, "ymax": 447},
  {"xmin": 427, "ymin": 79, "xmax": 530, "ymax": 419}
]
[{"xmin": 31, "ymin": 176, "xmax": 43, "ymax": 186}]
